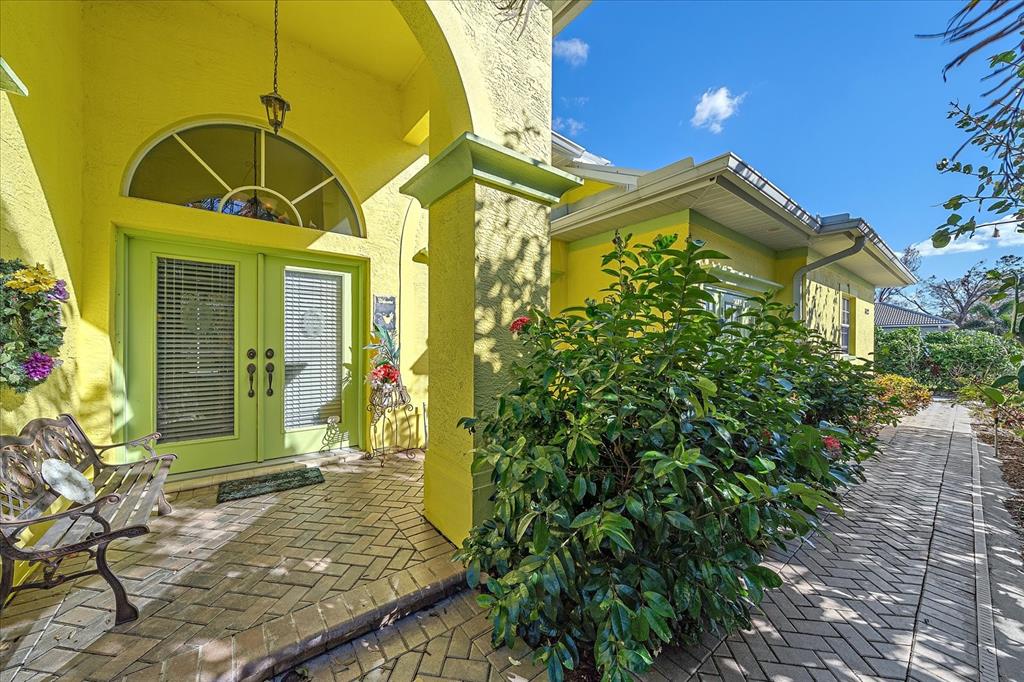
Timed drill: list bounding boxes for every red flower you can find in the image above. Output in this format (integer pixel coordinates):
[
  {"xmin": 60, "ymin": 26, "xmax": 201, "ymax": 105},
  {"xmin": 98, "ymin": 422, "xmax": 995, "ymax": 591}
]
[
  {"xmin": 509, "ymin": 316, "xmax": 532, "ymax": 335},
  {"xmin": 822, "ymin": 435, "xmax": 842, "ymax": 453},
  {"xmin": 370, "ymin": 363, "xmax": 400, "ymax": 385}
]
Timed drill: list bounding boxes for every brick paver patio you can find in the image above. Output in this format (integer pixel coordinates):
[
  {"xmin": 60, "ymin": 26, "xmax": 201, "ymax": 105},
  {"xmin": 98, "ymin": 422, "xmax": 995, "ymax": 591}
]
[
  {"xmin": 285, "ymin": 401, "xmax": 1009, "ymax": 682},
  {"xmin": 0, "ymin": 453, "xmax": 456, "ymax": 681}
]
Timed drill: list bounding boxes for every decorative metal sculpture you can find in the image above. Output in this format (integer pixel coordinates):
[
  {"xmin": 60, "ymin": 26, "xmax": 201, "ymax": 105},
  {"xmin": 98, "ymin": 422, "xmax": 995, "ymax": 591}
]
[{"xmin": 319, "ymin": 416, "xmax": 344, "ymax": 453}]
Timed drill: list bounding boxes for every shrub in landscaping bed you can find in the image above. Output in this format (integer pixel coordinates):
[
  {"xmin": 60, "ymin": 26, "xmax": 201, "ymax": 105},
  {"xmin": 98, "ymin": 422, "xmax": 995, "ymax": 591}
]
[
  {"xmin": 874, "ymin": 327, "xmax": 924, "ymax": 379},
  {"xmin": 873, "ymin": 373, "xmax": 932, "ymax": 416},
  {"xmin": 923, "ymin": 329, "xmax": 1015, "ymax": 390},
  {"xmin": 875, "ymin": 327, "xmax": 1015, "ymax": 392},
  {"xmin": 456, "ymin": 234, "xmax": 895, "ymax": 681}
]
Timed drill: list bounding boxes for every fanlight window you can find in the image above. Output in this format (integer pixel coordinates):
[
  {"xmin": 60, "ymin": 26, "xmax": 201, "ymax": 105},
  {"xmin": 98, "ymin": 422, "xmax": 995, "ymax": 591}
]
[{"xmin": 128, "ymin": 123, "xmax": 360, "ymax": 236}]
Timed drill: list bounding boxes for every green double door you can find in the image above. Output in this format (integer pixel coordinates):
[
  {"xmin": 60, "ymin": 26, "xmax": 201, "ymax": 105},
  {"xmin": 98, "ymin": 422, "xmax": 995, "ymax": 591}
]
[{"xmin": 125, "ymin": 237, "xmax": 361, "ymax": 473}]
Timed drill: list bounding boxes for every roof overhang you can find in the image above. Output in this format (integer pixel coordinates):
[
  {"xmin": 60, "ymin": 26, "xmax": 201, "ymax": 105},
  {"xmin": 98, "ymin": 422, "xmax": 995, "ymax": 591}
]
[
  {"xmin": 550, "ymin": 153, "xmax": 916, "ymax": 288},
  {"xmin": 548, "ymin": 0, "xmax": 591, "ymax": 35}
]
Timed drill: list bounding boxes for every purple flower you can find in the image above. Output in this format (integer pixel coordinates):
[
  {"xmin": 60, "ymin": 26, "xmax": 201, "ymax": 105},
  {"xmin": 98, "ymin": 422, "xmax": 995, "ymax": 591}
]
[
  {"xmin": 47, "ymin": 279, "xmax": 69, "ymax": 301},
  {"xmin": 23, "ymin": 352, "xmax": 55, "ymax": 381}
]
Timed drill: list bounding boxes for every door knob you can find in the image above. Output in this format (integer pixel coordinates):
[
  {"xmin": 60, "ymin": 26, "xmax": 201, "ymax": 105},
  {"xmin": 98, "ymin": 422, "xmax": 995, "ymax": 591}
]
[
  {"xmin": 246, "ymin": 363, "xmax": 256, "ymax": 398},
  {"xmin": 265, "ymin": 362, "xmax": 275, "ymax": 396}
]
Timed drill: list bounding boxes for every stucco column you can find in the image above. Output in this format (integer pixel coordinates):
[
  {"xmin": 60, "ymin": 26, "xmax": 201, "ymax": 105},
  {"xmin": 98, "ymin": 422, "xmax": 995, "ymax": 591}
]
[{"xmin": 401, "ymin": 134, "xmax": 580, "ymax": 543}]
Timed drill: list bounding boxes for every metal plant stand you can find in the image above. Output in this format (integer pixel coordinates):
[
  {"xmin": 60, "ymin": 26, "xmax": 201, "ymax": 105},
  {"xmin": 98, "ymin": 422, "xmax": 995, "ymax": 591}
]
[{"xmin": 366, "ymin": 380, "xmax": 418, "ymax": 466}]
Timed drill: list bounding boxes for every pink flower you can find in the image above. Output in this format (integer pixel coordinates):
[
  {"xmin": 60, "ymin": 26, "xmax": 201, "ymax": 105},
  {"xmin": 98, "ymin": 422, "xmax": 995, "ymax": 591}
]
[
  {"xmin": 23, "ymin": 352, "xmax": 54, "ymax": 381},
  {"xmin": 822, "ymin": 435, "xmax": 842, "ymax": 454},
  {"xmin": 370, "ymin": 363, "xmax": 400, "ymax": 385},
  {"xmin": 509, "ymin": 316, "xmax": 531, "ymax": 335}
]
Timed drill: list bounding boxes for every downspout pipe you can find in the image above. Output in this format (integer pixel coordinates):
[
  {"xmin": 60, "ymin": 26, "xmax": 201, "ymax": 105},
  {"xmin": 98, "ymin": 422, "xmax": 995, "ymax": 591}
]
[{"xmin": 792, "ymin": 235, "xmax": 866, "ymax": 321}]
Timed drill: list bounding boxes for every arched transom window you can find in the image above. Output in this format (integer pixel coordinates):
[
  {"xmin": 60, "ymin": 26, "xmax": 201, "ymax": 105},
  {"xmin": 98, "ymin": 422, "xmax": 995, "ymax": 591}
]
[{"xmin": 128, "ymin": 123, "xmax": 360, "ymax": 236}]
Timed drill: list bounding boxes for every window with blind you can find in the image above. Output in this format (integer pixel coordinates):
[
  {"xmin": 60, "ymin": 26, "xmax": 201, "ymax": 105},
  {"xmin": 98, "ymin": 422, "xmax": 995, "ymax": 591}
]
[
  {"xmin": 156, "ymin": 258, "xmax": 236, "ymax": 442},
  {"xmin": 705, "ymin": 286, "xmax": 752, "ymax": 322},
  {"xmin": 283, "ymin": 269, "xmax": 344, "ymax": 429},
  {"xmin": 840, "ymin": 297, "xmax": 851, "ymax": 354}
]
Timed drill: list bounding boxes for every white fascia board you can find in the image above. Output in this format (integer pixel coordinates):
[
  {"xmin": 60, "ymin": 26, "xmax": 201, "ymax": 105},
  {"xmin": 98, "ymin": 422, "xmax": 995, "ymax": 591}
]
[
  {"xmin": 550, "ymin": 153, "xmax": 734, "ymax": 235},
  {"xmin": 566, "ymin": 162, "xmax": 643, "ymax": 189}
]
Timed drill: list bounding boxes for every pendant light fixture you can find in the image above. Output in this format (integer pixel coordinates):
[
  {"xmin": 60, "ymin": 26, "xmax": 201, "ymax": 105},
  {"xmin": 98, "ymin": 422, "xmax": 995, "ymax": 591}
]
[{"xmin": 260, "ymin": 0, "xmax": 290, "ymax": 134}]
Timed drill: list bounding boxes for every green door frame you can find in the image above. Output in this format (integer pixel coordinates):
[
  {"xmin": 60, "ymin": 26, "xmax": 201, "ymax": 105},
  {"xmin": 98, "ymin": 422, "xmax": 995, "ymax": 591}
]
[{"xmin": 115, "ymin": 228, "xmax": 367, "ymax": 470}]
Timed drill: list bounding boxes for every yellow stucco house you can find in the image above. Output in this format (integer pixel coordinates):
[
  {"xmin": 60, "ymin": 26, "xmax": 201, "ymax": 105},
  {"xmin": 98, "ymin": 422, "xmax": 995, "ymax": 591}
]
[
  {"xmin": 547, "ymin": 132, "xmax": 916, "ymax": 357},
  {"xmin": 0, "ymin": 0, "xmax": 592, "ymax": 551},
  {"xmin": 1, "ymin": 0, "xmax": 911, "ymax": 562}
]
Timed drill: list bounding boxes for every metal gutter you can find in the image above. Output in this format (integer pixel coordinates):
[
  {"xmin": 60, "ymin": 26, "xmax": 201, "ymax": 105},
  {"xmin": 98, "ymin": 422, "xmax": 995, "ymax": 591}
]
[
  {"xmin": 819, "ymin": 214, "xmax": 917, "ymax": 286},
  {"xmin": 792, "ymin": 235, "xmax": 866, "ymax": 321},
  {"xmin": 549, "ymin": 151, "xmax": 915, "ymax": 288}
]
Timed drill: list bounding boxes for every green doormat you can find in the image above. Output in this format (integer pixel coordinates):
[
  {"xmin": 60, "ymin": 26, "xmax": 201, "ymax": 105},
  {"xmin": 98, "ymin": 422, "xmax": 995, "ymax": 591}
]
[{"xmin": 216, "ymin": 467, "xmax": 325, "ymax": 503}]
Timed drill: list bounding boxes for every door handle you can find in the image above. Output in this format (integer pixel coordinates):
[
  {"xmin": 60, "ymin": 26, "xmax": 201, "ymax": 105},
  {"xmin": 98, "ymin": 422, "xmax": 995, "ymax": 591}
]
[
  {"xmin": 265, "ymin": 362, "xmax": 275, "ymax": 396},
  {"xmin": 246, "ymin": 363, "xmax": 256, "ymax": 397}
]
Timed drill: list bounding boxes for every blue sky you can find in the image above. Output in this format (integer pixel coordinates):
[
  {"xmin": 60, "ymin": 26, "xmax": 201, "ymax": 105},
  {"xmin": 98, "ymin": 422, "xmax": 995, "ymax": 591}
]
[{"xmin": 552, "ymin": 0, "xmax": 1023, "ymax": 285}]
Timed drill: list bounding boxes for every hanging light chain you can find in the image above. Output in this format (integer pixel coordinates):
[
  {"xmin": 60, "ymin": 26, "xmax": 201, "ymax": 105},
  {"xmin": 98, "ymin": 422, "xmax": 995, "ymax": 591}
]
[{"xmin": 272, "ymin": 0, "xmax": 280, "ymax": 94}]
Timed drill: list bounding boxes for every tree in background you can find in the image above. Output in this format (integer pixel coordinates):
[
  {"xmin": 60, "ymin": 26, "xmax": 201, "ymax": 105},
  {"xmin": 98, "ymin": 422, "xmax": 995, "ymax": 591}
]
[
  {"xmin": 917, "ymin": 262, "xmax": 996, "ymax": 325},
  {"xmin": 876, "ymin": 244, "xmax": 922, "ymax": 304},
  {"xmin": 897, "ymin": 255, "xmax": 1022, "ymax": 328},
  {"xmin": 921, "ymin": 0, "xmax": 1024, "ymax": 439},
  {"xmin": 922, "ymin": 1, "xmax": 1023, "ymax": 254}
]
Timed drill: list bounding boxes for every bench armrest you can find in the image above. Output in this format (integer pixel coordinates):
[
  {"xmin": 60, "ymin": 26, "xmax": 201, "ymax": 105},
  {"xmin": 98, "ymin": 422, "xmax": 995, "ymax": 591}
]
[
  {"xmin": 0, "ymin": 494, "xmax": 122, "ymax": 557},
  {"xmin": 95, "ymin": 432, "xmax": 161, "ymax": 463}
]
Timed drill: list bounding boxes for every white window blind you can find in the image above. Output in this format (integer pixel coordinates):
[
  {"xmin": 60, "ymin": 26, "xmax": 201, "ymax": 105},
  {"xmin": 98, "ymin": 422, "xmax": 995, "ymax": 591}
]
[
  {"xmin": 840, "ymin": 297, "xmax": 851, "ymax": 353},
  {"xmin": 283, "ymin": 270, "xmax": 343, "ymax": 429},
  {"xmin": 156, "ymin": 257, "xmax": 236, "ymax": 443}
]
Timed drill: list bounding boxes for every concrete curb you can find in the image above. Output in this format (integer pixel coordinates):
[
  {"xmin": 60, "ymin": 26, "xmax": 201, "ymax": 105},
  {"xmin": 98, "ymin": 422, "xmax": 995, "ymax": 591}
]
[
  {"xmin": 970, "ymin": 434, "xmax": 1000, "ymax": 682},
  {"xmin": 119, "ymin": 556, "xmax": 466, "ymax": 682}
]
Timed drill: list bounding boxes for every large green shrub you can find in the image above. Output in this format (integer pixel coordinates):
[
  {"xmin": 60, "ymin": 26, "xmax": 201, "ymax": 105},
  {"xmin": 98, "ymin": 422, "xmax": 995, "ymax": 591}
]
[
  {"xmin": 456, "ymin": 235, "xmax": 893, "ymax": 681},
  {"xmin": 876, "ymin": 327, "xmax": 1016, "ymax": 391},
  {"xmin": 874, "ymin": 327, "xmax": 924, "ymax": 378},
  {"xmin": 923, "ymin": 329, "xmax": 1015, "ymax": 390}
]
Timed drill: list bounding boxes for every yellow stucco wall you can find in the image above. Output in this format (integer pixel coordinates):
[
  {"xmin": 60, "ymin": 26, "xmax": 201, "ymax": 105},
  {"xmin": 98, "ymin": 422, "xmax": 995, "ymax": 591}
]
[
  {"xmin": 555, "ymin": 208, "xmax": 878, "ymax": 359},
  {"xmin": 560, "ymin": 178, "xmax": 615, "ymax": 205},
  {"xmin": 417, "ymin": 1, "xmax": 556, "ymax": 543},
  {"xmin": 1, "ymin": 0, "xmax": 557, "ymax": 552},
  {"xmin": 803, "ymin": 259, "xmax": 876, "ymax": 358},
  {"xmin": 561, "ymin": 211, "xmax": 691, "ymax": 307},
  {"xmin": 0, "ymin": 0, "xmax": 444, "ymax": 448},
  {"xmin": 1, "ymin": 1, "xmax": 84, "ymax": 434}
]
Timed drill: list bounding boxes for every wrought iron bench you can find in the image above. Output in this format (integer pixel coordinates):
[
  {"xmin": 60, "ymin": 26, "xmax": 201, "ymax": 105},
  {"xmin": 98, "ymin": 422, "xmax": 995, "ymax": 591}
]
[{"xmin": 0, "ymin": 414, "xmax": 175, "ymax": 625}]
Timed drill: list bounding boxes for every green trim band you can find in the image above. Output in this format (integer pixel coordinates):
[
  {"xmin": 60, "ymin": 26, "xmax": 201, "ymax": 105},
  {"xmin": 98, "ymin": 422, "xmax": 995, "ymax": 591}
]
[{"xmin": 400, "ymin": 132, "xmax": 581, "ymax": 208}]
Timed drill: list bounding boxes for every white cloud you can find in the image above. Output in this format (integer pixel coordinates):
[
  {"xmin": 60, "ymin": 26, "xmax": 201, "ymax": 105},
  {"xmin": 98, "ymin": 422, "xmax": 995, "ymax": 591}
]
[
  {"xmin": 561, "ymin": 95, "xmax": 590, "ymax": 108},
  {"xmin": 554, "ymin": 38, "xmax": 589, "ymax": 67},
  {"xmin": 691, "ymin": 86, "xmax": 746, "ymax": 134},
  {"xmin": 912, "ymin": 221, "xmax": 1024, "ymax": 257},
  {"xmin": 553, "ymin": 116, "xmax": 586, "ymax": 136}
]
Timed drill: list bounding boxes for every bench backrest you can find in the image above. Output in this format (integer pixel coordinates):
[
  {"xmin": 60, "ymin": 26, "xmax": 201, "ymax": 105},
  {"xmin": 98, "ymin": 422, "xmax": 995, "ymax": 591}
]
[{"xmin": 0, "ymin": 414, "xmax": 101, "ymax": 525}]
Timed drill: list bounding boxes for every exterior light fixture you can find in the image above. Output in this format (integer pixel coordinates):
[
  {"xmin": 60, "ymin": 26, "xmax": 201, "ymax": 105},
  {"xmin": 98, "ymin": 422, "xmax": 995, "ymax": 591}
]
[{"xmin": 260, "ymin": 0, "xmax": 290, "ymax": 134}]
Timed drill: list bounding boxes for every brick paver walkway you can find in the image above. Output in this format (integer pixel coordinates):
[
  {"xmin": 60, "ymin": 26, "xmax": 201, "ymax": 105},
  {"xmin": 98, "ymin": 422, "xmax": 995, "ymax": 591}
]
[
  {"xmin": 288, "ymin": 402, "xmax": 1004, "ymax": 682},
  {"xmin": 0, "ymin": 453, "xmax": 454, "ymax": 681}
]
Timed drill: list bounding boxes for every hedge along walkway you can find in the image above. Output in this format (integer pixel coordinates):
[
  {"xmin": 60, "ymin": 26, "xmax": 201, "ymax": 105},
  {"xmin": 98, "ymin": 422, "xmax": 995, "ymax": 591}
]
[{"xmin": 283, "ymin": 401, "xmax": 1011, "ymax": 682}]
